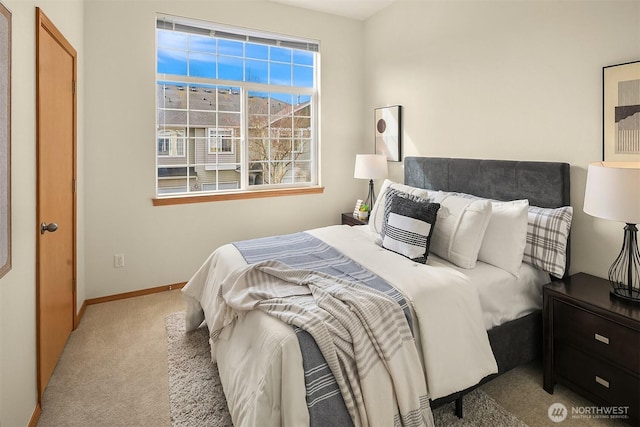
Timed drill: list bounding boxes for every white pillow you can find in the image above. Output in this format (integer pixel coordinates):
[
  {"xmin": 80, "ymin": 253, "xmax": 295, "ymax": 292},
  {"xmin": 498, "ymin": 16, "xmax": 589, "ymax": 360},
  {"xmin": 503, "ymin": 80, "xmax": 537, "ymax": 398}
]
[
  {"xmin": 477, "ymin": 200, "xmax": 529, "ymax": 277},
  {"xmin": 429, "ymin": 194, "xmax": 492, "ymax": 269},
  {"xmin": 368, "ymin": 179, "xmax": 436, "ymax": 234}
]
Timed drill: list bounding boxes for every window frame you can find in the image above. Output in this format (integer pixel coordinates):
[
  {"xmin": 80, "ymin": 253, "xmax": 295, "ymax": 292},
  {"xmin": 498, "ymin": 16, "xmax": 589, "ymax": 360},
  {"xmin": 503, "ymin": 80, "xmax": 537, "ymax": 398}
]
[{"xmin": 154, "ymin": 15, "xmax": 322, "ymax": 204}]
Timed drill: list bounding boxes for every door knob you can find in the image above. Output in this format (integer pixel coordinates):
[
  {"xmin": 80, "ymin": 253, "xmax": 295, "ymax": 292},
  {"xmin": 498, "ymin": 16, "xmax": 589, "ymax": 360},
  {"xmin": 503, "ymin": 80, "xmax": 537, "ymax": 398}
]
[{"xmin": 40, "ymin": 222, "xmax": 58, "ymax": 234}]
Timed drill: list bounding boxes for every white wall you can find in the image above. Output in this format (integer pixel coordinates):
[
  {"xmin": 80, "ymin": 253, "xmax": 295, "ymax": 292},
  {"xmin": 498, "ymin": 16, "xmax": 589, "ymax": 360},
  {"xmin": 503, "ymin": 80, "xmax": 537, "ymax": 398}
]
[
  {"xmin": 363, "ymin": 0, "xmax": 639, "ymax": 280},
  {"xmin": 3, "ymin": 0, "xmax": 637, "ymax": 424},
  {"xmin": 0, "ymin": 1, "xmax": 84, "ymax": 425},
  {"xmin": 83, "ymin": 1, "xmax": 365, "ymax": 298}
]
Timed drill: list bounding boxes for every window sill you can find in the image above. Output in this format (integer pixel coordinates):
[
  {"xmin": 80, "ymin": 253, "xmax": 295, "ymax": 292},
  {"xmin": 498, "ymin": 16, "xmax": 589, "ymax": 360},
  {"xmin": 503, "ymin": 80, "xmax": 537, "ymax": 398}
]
[{"xmin": 152, "ymin": 186, "xmax": 324, "ymax": 206}]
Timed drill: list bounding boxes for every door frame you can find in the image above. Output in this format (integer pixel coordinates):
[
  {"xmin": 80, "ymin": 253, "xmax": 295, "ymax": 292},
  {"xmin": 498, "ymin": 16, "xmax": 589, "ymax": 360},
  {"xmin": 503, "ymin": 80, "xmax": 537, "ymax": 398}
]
[{"xmin": 35, "ymin": 7, "xmax": 78, "ymax": 402}]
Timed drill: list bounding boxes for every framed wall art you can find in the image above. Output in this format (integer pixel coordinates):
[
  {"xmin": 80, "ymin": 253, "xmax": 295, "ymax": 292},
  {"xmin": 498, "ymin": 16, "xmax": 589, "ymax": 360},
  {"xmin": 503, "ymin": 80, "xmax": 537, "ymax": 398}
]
[
  {"xmin": 603, "ymin": 61, "xmax": 640, "ymax": 161},
  {"xmin": 0, "ymin": 1, "xmax": 10, "ymax": 279},
  {"xmin": 374, "ymin": 105, "xmax": 401, "ymax": 162}
]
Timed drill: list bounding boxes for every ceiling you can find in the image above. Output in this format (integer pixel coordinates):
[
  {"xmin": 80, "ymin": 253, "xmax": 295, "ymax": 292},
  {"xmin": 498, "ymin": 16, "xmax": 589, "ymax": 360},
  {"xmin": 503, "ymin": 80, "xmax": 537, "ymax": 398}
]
[{"xmin": 268, "ymin": 0, "xmax": 396, "ymax": 21}]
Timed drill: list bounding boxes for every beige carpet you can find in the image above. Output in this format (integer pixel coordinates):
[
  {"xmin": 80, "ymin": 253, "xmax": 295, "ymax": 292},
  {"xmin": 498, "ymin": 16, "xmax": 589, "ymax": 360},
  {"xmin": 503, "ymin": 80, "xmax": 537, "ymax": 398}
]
[
  {"xmin": 37, "ymin": 290, "xmax": 185, "ymax": 427},
  {"xmin": 165, "ymin": 311, "xmax": 527, "ymax": 427},
  {"xmin": 37, "ymin": 290, "xmax": 628, "ymax": 427}
]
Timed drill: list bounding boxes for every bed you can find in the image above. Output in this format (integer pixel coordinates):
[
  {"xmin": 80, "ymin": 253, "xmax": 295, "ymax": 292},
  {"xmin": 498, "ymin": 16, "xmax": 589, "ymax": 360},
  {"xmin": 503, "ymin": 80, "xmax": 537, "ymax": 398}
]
[
  {"xmin": 182, "ymin": 156, "xmax": 572, "ymax": 426},
  {"xmin": 404, "ymin": 157, "xmax": 571, "ymax": 416}
]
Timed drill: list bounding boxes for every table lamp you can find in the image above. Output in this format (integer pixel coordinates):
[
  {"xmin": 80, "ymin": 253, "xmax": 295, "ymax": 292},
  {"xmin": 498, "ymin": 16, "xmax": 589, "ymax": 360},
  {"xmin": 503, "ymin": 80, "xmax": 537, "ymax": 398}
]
[
  {"xmin": 354, "ymin": 154, "xmax": 388, "ymax": 209},
  {"xmin": 583, "ymin": 161, "xmax": 640, "ymax": 304}
]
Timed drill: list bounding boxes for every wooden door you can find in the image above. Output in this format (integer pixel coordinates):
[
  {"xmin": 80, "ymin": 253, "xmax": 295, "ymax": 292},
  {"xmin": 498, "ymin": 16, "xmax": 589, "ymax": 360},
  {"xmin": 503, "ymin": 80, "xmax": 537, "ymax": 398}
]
[{"xmin": 35, "ymin": 8, "xmax": 77, "ymax": 399}]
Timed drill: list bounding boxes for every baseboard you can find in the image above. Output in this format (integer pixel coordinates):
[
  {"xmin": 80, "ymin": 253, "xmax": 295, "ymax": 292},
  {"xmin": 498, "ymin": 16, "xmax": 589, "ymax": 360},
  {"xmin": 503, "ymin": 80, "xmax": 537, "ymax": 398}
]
[
  {"xmin": 74, "ymin": 283, "xmax": 185, "ymax": 325},
  {"xmin": 74, "ymin": 300, "xmax": 86, "ymax": 329},
  {"xmin": 28, "ymin": 403, "xmax": 42, "ymax": 427},
  {"xmin": 85, "ymin": 282, "xmax": 186, "ymax": 306},
  {"xmin": 73, "ymin": 282, "xmax": 187, "ymax": 325}
]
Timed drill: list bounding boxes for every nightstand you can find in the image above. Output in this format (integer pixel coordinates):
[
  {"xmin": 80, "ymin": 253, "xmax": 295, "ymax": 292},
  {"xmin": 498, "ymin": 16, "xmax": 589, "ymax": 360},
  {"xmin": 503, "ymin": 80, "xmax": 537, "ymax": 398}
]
[
  {"xmin": 341, "ymin": 212, "xmax": 368, "ymax": 226},
  {"xmin": 543, "ymin": 273, "xmax": 640, "ymax": 424}
]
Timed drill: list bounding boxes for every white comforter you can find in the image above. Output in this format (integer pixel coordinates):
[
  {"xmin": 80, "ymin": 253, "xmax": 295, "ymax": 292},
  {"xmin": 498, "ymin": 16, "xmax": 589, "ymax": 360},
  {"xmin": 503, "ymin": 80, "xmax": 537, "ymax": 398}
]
[
  {"xmin": 209, "ymin": 260, "xmax": 434, "ymax": 427},
  {"xmin": 182, "ymin": 225, "xmax": 498, "ymax": 426}
]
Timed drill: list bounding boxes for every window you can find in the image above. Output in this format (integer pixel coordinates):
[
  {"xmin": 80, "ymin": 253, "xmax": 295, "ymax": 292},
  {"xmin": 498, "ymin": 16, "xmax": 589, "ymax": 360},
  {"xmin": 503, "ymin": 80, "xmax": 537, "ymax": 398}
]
[
  {"xmin": 155, "ymin": 15, "xmax": 319, "ymax": 198},
  {"xmin": 208, "ymin": 128, "xmax": 234, "ymax": 154},
  {"xmin": 157, "ymin": 128, "xmax": 185, "ymax": 157}
]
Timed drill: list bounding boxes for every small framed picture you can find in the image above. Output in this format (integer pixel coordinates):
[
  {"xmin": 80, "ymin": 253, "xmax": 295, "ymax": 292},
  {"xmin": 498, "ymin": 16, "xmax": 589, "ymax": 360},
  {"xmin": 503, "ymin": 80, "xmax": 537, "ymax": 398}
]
[
  {"xmin": 0, "ymin": 2, "xmax": 10, "ymax": 279},
  {"xmin": 375, "ymin": 105, "xmax": 402, "ymax": 162},
  {"xmin": 603, "ymin": 61, "xmax": 640, "ymax": 161},
  {"xmin": 353, "ymin": 199, "xmax": 363, "ymax": 218}
]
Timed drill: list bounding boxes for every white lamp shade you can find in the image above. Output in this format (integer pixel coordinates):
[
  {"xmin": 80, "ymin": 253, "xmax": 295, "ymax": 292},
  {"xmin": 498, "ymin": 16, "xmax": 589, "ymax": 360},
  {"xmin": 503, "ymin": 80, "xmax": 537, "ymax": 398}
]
[
  {"xmin": 354, "ymin": 154, "xmax": 388, "ymax": 180},
  {"xmin": 584, "ymin": 161, "xmax": 640, "ymax": 224}
]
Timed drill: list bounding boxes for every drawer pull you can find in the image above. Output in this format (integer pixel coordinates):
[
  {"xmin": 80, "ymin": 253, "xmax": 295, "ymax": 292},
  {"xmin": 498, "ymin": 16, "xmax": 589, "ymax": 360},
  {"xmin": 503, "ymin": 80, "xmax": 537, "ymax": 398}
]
[
  {"xmin": 595, "ymin": 376, "xmax": 610, "ymax": 388},
  {"xmin": 594, "ymin": 333, "xmax": 609, "ymax": 345}
]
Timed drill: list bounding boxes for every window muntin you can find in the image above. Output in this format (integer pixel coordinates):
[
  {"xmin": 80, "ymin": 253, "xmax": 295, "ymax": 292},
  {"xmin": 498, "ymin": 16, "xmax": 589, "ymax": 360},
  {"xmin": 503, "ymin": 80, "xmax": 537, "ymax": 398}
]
[{"xmin": 156, "ymin": 18, "xmax": 318, "ymax": 197}]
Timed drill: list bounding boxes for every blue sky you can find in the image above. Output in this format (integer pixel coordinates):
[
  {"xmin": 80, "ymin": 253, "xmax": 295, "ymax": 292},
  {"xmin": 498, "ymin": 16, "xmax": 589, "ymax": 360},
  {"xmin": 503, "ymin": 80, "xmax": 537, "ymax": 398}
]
[{"xmin": 157, "ymin": 30, "xmax": 315, "ymax": 90}]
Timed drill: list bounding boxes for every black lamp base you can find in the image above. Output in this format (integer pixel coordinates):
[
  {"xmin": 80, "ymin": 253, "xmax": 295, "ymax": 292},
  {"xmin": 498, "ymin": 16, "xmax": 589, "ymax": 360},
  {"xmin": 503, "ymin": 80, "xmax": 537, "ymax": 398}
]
[
  {"xmin": 608, "ymin": 223, "xmax": 640, "ymax": 305},
  {"xmin": 364, "ymin": 179, "xmax": 376, "ymax": 209},
  {"xmin": 610, "ymin": 287, "xmax": 640, "ymax": 305}
]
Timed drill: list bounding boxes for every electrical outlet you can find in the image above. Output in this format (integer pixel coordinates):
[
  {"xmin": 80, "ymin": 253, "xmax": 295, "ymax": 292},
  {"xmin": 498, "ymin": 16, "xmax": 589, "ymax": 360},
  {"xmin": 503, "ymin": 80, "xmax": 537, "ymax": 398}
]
[{"xmin": 114, "ymin": 253, "xmax": 125, "ymax": 268}]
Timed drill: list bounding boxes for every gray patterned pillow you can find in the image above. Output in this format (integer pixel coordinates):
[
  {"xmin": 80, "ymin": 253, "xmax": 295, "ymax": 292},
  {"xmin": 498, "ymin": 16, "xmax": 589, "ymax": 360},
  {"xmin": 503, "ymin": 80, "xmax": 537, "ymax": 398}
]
[
  {"xmin": 380, "ymin": 187, "xmax": 433, "ymax": 241},
  {"xmin": 381, "ymin": 194, "xmax": 440, "ymax": 264},
  {"xmin": 523, "ymin": 205, "xmax": 573, "ymax": 277}
]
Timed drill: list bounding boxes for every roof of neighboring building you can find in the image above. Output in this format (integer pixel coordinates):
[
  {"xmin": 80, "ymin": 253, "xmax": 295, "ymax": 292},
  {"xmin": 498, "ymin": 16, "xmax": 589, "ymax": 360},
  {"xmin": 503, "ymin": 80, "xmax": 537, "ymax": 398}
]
[{"xmin": 157, "ymin": 83, "xmax": 310, "ymax": 129}]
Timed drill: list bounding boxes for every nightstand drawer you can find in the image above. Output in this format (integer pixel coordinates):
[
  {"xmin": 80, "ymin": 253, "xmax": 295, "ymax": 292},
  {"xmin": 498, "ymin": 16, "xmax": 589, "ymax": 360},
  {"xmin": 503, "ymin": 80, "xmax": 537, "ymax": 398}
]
[
  {"xmin": 556, "ymin": 343, "xmax": 639, "ymax": 419},
  {"xmin": 554, "ymin": 300, "xmax": 640, "ymax": 372}
]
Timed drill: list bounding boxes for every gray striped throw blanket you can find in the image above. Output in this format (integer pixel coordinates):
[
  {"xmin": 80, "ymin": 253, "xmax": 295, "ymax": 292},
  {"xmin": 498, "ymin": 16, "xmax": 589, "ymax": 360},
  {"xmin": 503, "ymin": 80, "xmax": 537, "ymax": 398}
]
[
  {"xmin": 208, "ymin": 233, "xmax": 434, "ymax": 427},
  {"xmin": 236, "ymin": 231, "xmax": 414, "ymax": 425}
]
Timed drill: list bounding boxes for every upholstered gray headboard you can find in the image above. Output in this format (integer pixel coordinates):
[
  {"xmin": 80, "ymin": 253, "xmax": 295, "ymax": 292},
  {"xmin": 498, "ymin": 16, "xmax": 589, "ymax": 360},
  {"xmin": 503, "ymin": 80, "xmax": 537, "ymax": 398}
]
[
  {"xmin": 404, "ymin": 157, "xmax": 570, "ymax": 209},
  {"xmin": 404, "ymin": 157, "xmax": 571, "ymax": 277}
]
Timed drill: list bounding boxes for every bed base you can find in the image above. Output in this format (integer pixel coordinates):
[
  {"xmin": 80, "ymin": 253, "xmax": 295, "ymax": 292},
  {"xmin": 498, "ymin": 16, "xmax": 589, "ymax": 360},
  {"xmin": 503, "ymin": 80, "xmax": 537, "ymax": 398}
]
[{"xmin": 430, "ymin": 310, "xmax": 543, "ymax": 416}]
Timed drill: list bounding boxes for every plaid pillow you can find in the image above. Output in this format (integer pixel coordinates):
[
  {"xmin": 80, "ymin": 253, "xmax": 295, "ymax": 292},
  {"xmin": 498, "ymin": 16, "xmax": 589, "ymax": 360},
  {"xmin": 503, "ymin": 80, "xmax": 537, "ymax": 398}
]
[
  {"xmin": 523, "ymin": 205, "xmax": 573, "ymax": 277},
  {"xmin": 382, "ymin": 194, "xmax": 440, "ymax": 263}
]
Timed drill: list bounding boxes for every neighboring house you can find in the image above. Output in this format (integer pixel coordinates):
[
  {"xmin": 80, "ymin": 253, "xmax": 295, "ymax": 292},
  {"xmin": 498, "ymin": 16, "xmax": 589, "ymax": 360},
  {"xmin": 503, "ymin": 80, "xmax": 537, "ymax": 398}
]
[{"xmin": 157, "ymin": 83, "xmax": 311, "ymax": 194}]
